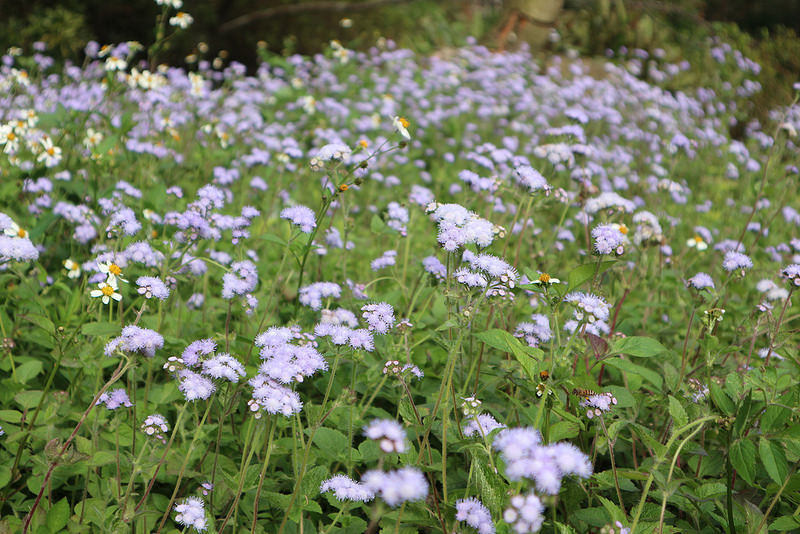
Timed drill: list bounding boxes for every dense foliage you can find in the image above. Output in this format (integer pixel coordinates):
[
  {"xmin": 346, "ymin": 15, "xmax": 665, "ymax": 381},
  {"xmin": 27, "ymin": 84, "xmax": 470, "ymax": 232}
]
[{"xmin": 1, "ymin": 8, "xmax": 799, "ymax": 533}]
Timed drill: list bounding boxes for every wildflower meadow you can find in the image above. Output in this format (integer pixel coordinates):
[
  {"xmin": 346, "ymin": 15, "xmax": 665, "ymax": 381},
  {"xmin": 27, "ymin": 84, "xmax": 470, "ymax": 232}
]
[{"xmin": 1, "ymin": 5, "xmax": 800, "ymax": 534}]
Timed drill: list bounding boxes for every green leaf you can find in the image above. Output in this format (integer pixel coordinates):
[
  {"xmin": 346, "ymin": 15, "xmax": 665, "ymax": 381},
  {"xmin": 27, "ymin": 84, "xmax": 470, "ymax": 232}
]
[
  {"xmin": 475, "ymin": 329, "xmax": 542, "ymax": 383},
  {"xmin": 46, "ymin": 497, "xmax": 70, "ymax": 532},
  {"xmin": 473, "ymin": 454, "xmax": 506, "ymax": 516},
  {"xmin": 610, "ymin": 336, "xmax": 667, "ymax": 358},
  {"xmin": 81, "ymin": 322, "xmax": 120, "ymax": 337},
  {"xmin": 0, "ymin": 465, "xmax": 11, "ymax": 490},
  {"xmin": 567, "ymin": 261, "xmax": 616, "ymax": 290},
  {"xmin": 259, "ymin": 233, "xmax": 287, "ymax": 247},
  {"xmin": 770, "ymin": 516, "xmax": 800, "ymax": 531},
  {"xmin": 549, "ymin": 421, "xmax": 580, "ymax": 441},
  {"xmin": 733, "ymin": 391, "xmax": 753, "ymax": 437},
  {"xmin": 730, "ymin": 439, "xmax": 757, "ymax": 486},
  {"xmin": 14, "ymin": 390, "xmax": 43, "ymax": 410},
  {"xmin": 0, "ymin": 410, "xmax": 23, "ymax": 423},
  {"xmin": 603, "ymin": 357, "xmax": 662, "ymax": 390},
  {"xmin": 370, "ymin": 214, "xmax": 392, "ymax": 235},
  {"xmin": 709, "ymin": 383, "xmax": 735, "ymax": 416},
  {"xmin": 312, "ymin": 427, "xmax": 349, "ymax": 457},
  {"xmin": 15, "ymin": 360, "xmax": 43, "ymax": 384},
  {"xmin": 26, "ymin": 314, "xmax": 55, "ymax": 335},
  {"xmin": 761, "ymin": 405, "xmax": 791, "ymax": 433},
  {"xmin": 668, "ymin": 396, "xmax": 688, "ymax": 429},
  {"xmin": 758, "ymin": 438, "xmax": 788, "ymax": 485}
]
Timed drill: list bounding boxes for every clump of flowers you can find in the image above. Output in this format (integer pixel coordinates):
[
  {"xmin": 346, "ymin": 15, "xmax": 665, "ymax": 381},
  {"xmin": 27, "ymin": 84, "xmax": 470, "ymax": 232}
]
[
  {"xmin": 579, "ymin": 391, "xmax": 618, "ymax": 419},
  {"xmin": 426, "ymin": 202, "xmax": 504, "ymax": 251},
  {"xmin": 781, "ymin": 264, "xmax": 800, "ymax": 286},
  {"xmin": 592, "ymin": 223, "xmax": 627, "ymax": 255},
  {"xmin": 141, "ymin": 414, "xmax": 170, "ymax": 443},
  {"xmin": 173, "ymin": 496, "xmax": 206, "ymax": 532},
  {"xmin": 456, "ymin": 497, "xmax": 496, "ymax": 534}
]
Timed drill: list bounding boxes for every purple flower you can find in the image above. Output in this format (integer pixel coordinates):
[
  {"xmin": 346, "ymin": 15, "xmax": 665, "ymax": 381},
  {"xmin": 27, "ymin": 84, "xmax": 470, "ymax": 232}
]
[
  {"xmin": 105, "ymin": 326, "xmax": 164, "ymax": 357},
  {"xmin": 361, "ymin": 467, "xmax": 428, "ymax": 507},
  {"xmin": 463, "ymin": 413, "xmax": 506, "ymax": 438},
  {"xmin": 141, "ymin": 414, "xmax": 170, "ymax": 441},
  {"xmin": 455, "ymin": 497, "xmax": 495, "ymax": 534},
  {"xmin": 247, "ymin": 375, "xmax": 303, "ymax": 417},
  {"xmin": 364, "ymin": 419, "xmax": 407, "ymax": 453},
  {"xmin": 202, "ymin": 353, "xmax": 246, "ymax": 382},
  {"xmin": 361, "ymin": 302, "xmax": 395, "ymax": 334},
  {"xmin": 96, "ymin": 388, "xmax": 133, "ymax": 410},
  {"xmin": 136, "ymin": 276, "xmax": 170, "ymax": 300},
  {"xmin": 514, "ymin": 314, "xmax": 552, "ymax": 347},
  {"xmin": 177, "ymin": 370, "xmax": 216, "ymax": 401},
  {"xmin": 299, "ymin": 282, "xmax": 341, "ymax": 310},
  {"xmin": 182, "ymin": 339, "xmax": 216, "ymax": 367},
  {"xmin": 320, "ymin": 475, "xmax": 375, "ymax": 502},
  {"xmin": 580, "ymin": 392, "xmax": 618, "ymax": 419},
  {"xmin": 564, "ymin": 292, "xmax": 610, "ymax": 323},
  {"xmin": 687, "ymin": 272, "xmax": 715, "ymax": 290},
  {"xmin": 503, "ymin": 493, "xmax": 544, "ymax": 534},
  {"xmin": 222, "ymin": 260, "xmax": 258, "ymax": 299},
  {"xmin": 422, "ymin": 256, "xmax": 446, "ymax": 280},
  {"xmin": 722, "ymin": 250, "xmax": 753, "ymax": 272},
  {"xmin": 371, "ymin": 249, "xmax": 397, "ymax": 271},
  {"xmin": 592, "ymin": 224, "xmax": 625, "ymax": 255},
  {"xmin": 173, "ymin": 496, "xmax": 206, "ymax": 532},
  {"xmin": 280, "ymin": 205, "xmax": 316, "ymax": 233},
  {"xmin": 781, "ymin": 264, "xmax": 800, "ymax": 286}
]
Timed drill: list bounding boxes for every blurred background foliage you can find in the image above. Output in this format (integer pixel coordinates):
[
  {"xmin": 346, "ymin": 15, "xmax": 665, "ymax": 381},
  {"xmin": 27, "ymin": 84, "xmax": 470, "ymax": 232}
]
[{"xmin": 0, "ymin": 0, "xmax": 798, "ymax": 116}]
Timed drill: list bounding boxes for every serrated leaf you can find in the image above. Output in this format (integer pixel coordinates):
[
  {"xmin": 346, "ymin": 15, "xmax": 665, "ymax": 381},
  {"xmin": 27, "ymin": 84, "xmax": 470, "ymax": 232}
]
[
  {"xmin": 730, "ymin": 439, "xmax": 757, "ymax": 486},
  {"xmin": 770, "ymin": 516, "xmax": 800, "ymax": 531},
  {"xmin": 0, "ymin": 410, "xmax": 22, "ymax": 423},
  {"xmin": 758, "ymin": 438, "xmax": 788, "ymax": 485},
  {"xmin": 596, "ymin": 495, "xmax": 625, "ymax": 523},
  {"xmin": 709, "ymin": 383, "xmax": 735, "ymax": 416},
  {"xmin": 668, "ymin": 396, "xmax": 688, "ymax": 430},
  {"xmin": 46, "ymin": 497, "xmax": 70, "ymax": 532},
  {"xmin": 312, "ymin": 427, "xmax": 348, "ymax": 457},
  {"xmin": 14, "ymin": 390, "xmax": 43, "ymax": 409},
  {"xmin": 610, "ymin": 336, "xmax": 667, "ymax": 358},
  {"xmin": 733, "ymin": 391, "xmax": 752, "ymax": 437},
  {"xmin": 473, "ymin": 455, "xmax": 506, "ymax": 516},
  {"xmin": 761, "ymin": 405, "xmax": 790, "ymax": 433},
  {"xmin": 475, "ymin": 329, "xmax": 542, "ymax": 383},
  {"xmin": 25, "ymin": 314, "xmax": 55, "ymax": 335},
  {"xmin": 567, "ymin": 261, "xmax": 616, "ymax": 290},
  {"xmin": 549, "ymin": 421, "xmax": 580, "ymax": 442},
  {"xmin": 603, "ymin": 357, "xmax": 662, "ymax": 390}
]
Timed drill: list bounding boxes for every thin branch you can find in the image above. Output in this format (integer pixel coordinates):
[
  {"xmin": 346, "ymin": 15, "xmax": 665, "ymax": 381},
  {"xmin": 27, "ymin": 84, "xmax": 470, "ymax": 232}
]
[{"xmin": 220, "ymin": 0, "xmax": 414, "ymax": 33}]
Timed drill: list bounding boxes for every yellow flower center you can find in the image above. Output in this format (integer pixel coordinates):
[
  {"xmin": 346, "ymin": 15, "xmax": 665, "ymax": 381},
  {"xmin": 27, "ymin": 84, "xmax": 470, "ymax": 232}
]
[
  {"xmin": 694, "ymin": 236, "xmax": 703, "ymax": 243},
  {"xmin": 47, "ymin": 147, "xmax": 55, "ymax": 156},
  {"xmin": 618, "ymin": 224, "xmax": 628, "ymax": 235},
  {"xmin": 358, "ymin": 140, "xmax": 368, "ymax": 148},
  {"xmin": 109, "ymin": 264, "xmax": 122, "ymax": 276},
  {"xmin": 7, "ymin": 132, "xmax": 15, "ymax": 141},
  {"xmin": 17, "ymin": 228, "xmax": 26, "ymax": 238},
  {"xmin": 398, "ymin": 117, "xmax": 409, "ymax": 128},
  {"xmin": 539, "ymin": 273, "xmax": 551, "ymax": 283},
  {"xmin": 101, "ymin": 286, "xmax": 115, "ymax": 297},
  {"xmin": 70, "ymin": 263, "xmax": 79, "ymax": 271}
]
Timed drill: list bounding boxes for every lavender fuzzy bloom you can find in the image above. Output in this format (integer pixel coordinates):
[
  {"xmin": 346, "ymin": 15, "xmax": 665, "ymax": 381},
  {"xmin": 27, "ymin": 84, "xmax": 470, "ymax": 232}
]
[
  {"xmin": 722, "ymin": 250, "xmax": 753, "ymax": 272},
  {"xmin": 0, "ymin": 235, "xmax": 39, "ymax": 263},
  {"xmin": 592, "ymin": 224, "xmax": 625, "ymax": 255},
  {"xmin": 105, "ymin": 326, "xmax": 164, "ymax": 357},
  {"xmin": 247, "ymin": 375, "xmax": 303, "ymax": 417},
  {"xmin": 174, "ymin": 496, "xmax": 206, "ymax": 532},
  {"xmin": 422, "ymin": 255, "xmax": 446, "ymax": 280},
  {"xmin": 107, "ymin": 207, "xmax": 141, "ymax": 236},
  {"xmin": 280, "ymin": 205, "xmax": 316, "ymax": 233},
  {"xmin": 463, "ymin": 413, "xmax": 506, "ymax": 438},
  {"xmin": 364, "ymin": 419, "xmax": 407, "ymax": 453},
  {"xmin": 178, "ymin": 370, "xmax": 216, "ymax": 401},
  {"xmin": 371, "ymin": 249, "xmax": 397, "ymax": 271},
  {"xmin": 136, "ymin": 276, "xmax": 170, "ymax": 300},
  {"xmin": 580, "ymin": 392, "xmax": 618, "ymax": 419},
  {"xmin": 514, "ymin": 314, "xmax": 552, "ymax": 347},
  {"xmin": 96, "ymin": 388, "xmax": 133, "ymax": 410},
  {"xmin": 687, "ymin": 272, "xmax": 715, "ymax": 290},
  {"xmin": 455, "ymin": 498, "xmax": 495, "ymax": 534},
  {"xmin": 182, "ymin": 339, "xmax": 216, "ymax": 367},
  {"xmin": 347, "ymin": 328, "xmax": 374, "ymax": 351},
  {"xmin": 299, "ymin": 282, "xmax": 341, "ymax": 310},
  {"xmin": 781, "ymin": 264, "xmax": 800, "ymax": 286},
  {"xmin": 321, "ymin": 475, "xmax": 375, "ymax": 502},
  {"xmin": 222, "ymin": 260, "xmax": 258, "ymax": 298},
  {"xmin": 503, "ymin": 493, "xmax": 544, "ymax": 534},
  {"xmin": 455, "ymin": 268, "xmax": 488, "ymax": 288},
  {"xmin": 202, "ymin": 353, "xmax": 246, "ymax": 382},
  {"xmin": 258, "ymin": 343, "xmax": 327, "ymax": 384},
  {"xmin": 187, "ymin": 293, "xmax": 204, "ymax": 309},
  {"xmin": 564, "ymin": 292, "xmax": 610, "ymax": 323},
  {"xmin": 362, "ymin": 302, "xmax": 395, "ymax": 334},
  {"xmin": 514, "ymin": 165, "xmax": 550, "ymax": 192},
  {"xmin": 362, "ymin": 467, "xmax": 428, "ymax": 508},
  {"xmin": 141, "ymin": 414, "xmax": 169, "ymax": 441}
]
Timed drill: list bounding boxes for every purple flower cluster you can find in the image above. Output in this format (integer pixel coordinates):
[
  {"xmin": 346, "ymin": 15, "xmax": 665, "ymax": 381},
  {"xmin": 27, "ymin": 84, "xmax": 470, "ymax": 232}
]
[
  {"xmin": 455, "ymin": 497, "xmax": 495, "ymax": 534},
  {"xmin": 364, "ymin": 419, "xmax": 407, "ymax": 453},
  {"xmin": 221, "ymin": 260, "xmax": 258, "ymax": 299},
  {"xmin": 722, "ymin": 250, "xmax": 753, "ymax": 272},
  {"xmin": 136, "ymin": 276, "xmax": 170, "ymax": 300},
  {"xmin": 462, "ymin": 413, "xmax": 506, "ymax": 438},
  {"xmin": 105, "ymin": 325, "xmax": 164, "ymax": 358},
  {"xmin": 280, "ymin": 205, "xmax": 316, "ymax": 233},
  {"xmin": 427, "ymin": 202, "xmax": 502, "ymax": 251},
  {"xmin": 514, "ymin": 314, "xmax": 552, "ymax": 347},
  {"xmin": 361, "ymin": 302, "xmax": 395, "ymax": 334},
  {"xmin": 687, "ymin": 272, "xmax": 715, "ymax": 290},
  {"xmin": 493, "ymin": 427, "xmax": 592, "ymax": 493},
  {"xmin": 96, "ymin": 388, "xmax": 133, "ymax": 410},
  {"xmin": 592, "ymin": 223, "xmax": 625, "ymax": 255},
  {"xmin": 298, "ymin": 282, "xmax": 341, "ymax": 310},
  {"xmin": 370, "ymin": 249, "xmax": 397, "ymax": 271}
]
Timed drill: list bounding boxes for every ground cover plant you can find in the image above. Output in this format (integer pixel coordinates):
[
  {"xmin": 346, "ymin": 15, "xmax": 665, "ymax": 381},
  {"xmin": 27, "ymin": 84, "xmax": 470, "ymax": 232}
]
[{"xmin": 1, "ymin": 6, "xmax": 800, "ymax": 534}]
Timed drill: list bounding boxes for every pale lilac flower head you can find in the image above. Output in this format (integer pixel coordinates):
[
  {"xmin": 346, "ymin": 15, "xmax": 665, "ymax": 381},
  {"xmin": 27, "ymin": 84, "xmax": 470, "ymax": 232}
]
[
  {"xmin": 592, "ymin": 224, "xmax": 625, "ymax": 255},
  {"xmin": 722, "ymin": 250, "xmax": 753, "ymax": 272},
  {"xmin": 361, "ymin": 302, "xmax": 395, "ymax": 333},
  {"xmin": 463, "ymin": 413, "xmax": 506, "ymax": 438},
  {"xmin": 178, "ymin": 370, "xmax": 216, "ymax": 401},
  {"xmin": 781, "ymin": 264, "xmax": 800, "ymax": 286},
  {"xmin": 362, "ymin": 467, "xmax": 428, "ymax": 507},
  {"xmin": 364, "ymin": 419, "xmax": 407, "ymax": 453},
  {"xmin": 687, "ymin": 272, "xmax": 715, "ymax": 290},
  {"xmin": 503, "ymin": 493, "xmax": 544, "ymax": 534},
  {"xmin": 247, "ymin": 375, "xmax": 303, "ymax": 417},
  {"xmin": 173, "ymin": 496, "xmax": 206, "ymax": 532},
  {"xmin": 320, "ymin": 474, "xmax": 375, "ymax": 502},
  {"xmin": 514, "ymin": 314, "xmax": 552, "ymax": 347},
  {"xmin": 455, "ymin": 497, "xmax": 495, "ymax": 534},
  {"xmin": 299, "ymin": 282, "xmax": 341, "ymax": 310},
  {"xmin": 565, "ymin": 292, "xmax": 610, "ymax": 323},
  {"xmin": 105, "ymin": 326, "xmax": 164, "ymax": 357},
  {"xmin": 580, "ymin": 392, "xmax": 618, "ymax": 419},
  {"xmin": 280, "ymin": 205, "xmax": 316, "ymax": 233},
  {"xmin": 182, "ymin": 339, "xmax": 216, "ymax": 367},
  {"xmin": 96, "ymin": 388, "xmax": 133, "ymax": 410},
  {"xmin": 136, "ymin": 276, "xmax": 170, "ymax": 300},
  {"xmin": 201, "ymin": 353, "xmax": 246, "ymax": 382},
  {"xmin": 142, "ymin": 414, "xmax": 169, "ymax": 442}
]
